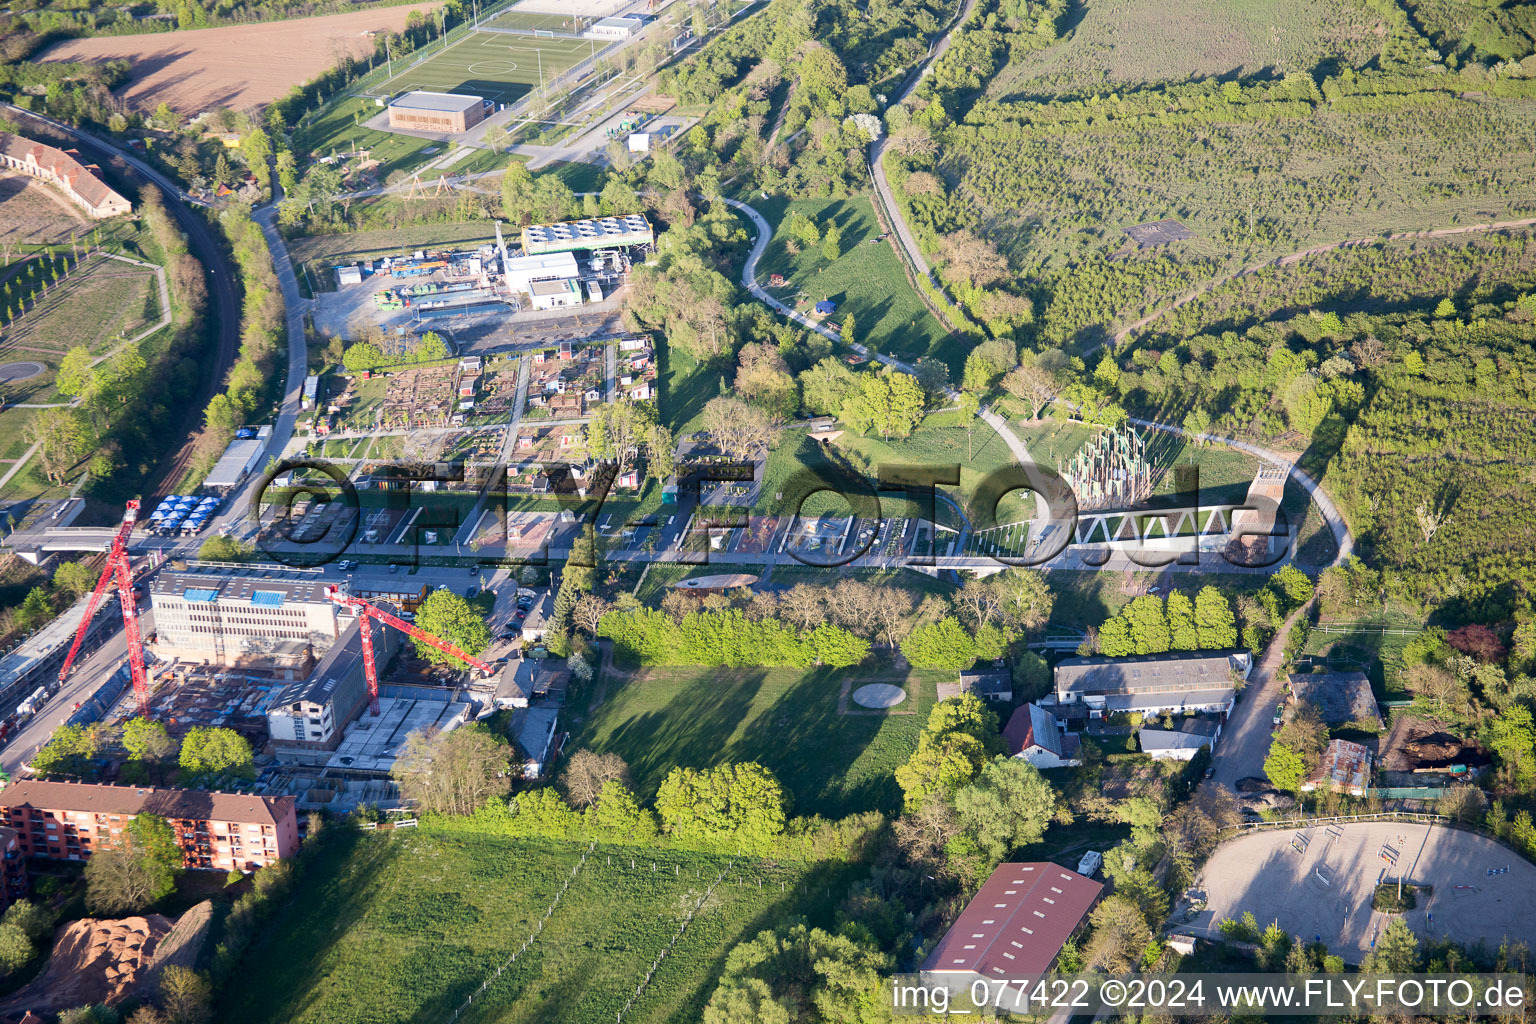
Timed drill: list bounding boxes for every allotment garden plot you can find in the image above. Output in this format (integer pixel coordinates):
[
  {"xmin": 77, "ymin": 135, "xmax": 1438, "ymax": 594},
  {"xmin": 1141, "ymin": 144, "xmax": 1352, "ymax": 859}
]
[{"xmin": 226, "ymin": 827, "xmax": 821, "ymax": 1024}]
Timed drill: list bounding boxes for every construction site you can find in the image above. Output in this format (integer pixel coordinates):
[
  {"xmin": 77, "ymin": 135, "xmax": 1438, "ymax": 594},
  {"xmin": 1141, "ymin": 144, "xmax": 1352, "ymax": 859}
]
[{"xmin": 27, "ymin": 515, "xmax": 564, "ymax": 813}]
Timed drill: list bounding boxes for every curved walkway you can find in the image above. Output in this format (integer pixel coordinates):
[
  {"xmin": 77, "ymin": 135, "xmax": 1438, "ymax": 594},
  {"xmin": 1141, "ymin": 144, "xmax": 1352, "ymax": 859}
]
[
  {"xmin": 868, "ymin": 0, "xmax": 979, "ymax": 285},
  {"xmin": 728, "ymin": 194, "xmax": 1362, "ymax": 565},
  {"xmin": 1126, "ymin": 415, "xmax": 1354, "ymax": 567}
]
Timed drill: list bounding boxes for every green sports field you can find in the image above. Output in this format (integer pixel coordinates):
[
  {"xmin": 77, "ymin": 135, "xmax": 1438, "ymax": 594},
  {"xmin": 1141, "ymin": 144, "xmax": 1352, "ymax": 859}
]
[{"xmin": 373, "ymin": 26, "xmax": 600, "ymax": 106}]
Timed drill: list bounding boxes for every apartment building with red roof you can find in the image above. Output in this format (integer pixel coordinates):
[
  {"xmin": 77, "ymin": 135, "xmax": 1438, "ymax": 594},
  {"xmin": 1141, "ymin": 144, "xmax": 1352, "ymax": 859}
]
[{"xmin": 0, "ymin": 780, "xmax": 297, "ymax": 872}]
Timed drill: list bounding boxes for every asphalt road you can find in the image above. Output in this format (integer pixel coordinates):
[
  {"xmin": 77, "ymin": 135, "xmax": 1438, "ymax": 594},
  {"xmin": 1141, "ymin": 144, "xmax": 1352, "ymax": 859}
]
[{"xmin": 0, "ymin": 622, "xmax": 145, "ymax": 777}]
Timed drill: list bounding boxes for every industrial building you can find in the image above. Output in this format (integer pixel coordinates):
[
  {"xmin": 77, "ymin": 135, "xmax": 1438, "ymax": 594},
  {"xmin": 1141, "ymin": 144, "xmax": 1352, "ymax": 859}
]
[
  {"xmin": 502, "ymin": 250, "xmax": 579, "ymax": 296},
  {"xmin": 1049, "ymin": 650, "xmax": 1251, "ymax": 715},
  {"xmin": 528, "ymin": 277, "xmax": 583, "ymax": 311},
  {"xmin": 267, "ymin": 610, "xmax": 399, "ymax": 751},
  {"xmin": 149, "ymin": 569, "xmax": 342, "ymax": 671},
  {"xmin": 520, "ymin": 214, "xmax": 653, "ymax": 256},
  {"xmin": 386, "ymin": 91, "xmax": 489, "ymax": 134},
  {"xmin": 922, "ymin": 862, "xmax": 1102, "ymax": 989},
  {"xmin": 0, "ymin": 780, "xmax": 299, "ymax": 871},
  {"xmin": 202, "ymin": 425, "xmax": 272, "ymax": 493}
]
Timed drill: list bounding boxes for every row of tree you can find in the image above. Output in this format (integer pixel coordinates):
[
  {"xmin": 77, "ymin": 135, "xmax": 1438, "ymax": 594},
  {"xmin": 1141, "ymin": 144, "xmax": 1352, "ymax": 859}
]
[
  {"xmin": 1095, "ymin": 587, "xmax": 1239, "ymax": 657},
  {"xmin": 597, "ymin": 607, "xmax": 870, "ymax": 668},
  {"xmin": 31, "ymin": 719, "xmax": 254, "ymax": 787}
]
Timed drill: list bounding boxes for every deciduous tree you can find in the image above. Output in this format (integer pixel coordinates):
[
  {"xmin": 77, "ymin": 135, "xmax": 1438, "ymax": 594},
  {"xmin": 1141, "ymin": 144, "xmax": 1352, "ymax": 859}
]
[
  {"xmin": 559, "ymin": 749, "xmax": 630, "ymax": 808},
  {"xmin": 85, "ymin": 848, "xmax": 174, "ymax": 914},
  {"xmin": 411, "ymin": 590, "xmax": 491, "ymax": 666},
  {"xmin": 393, "ymin": 724, "xmax": 513, "ymax": 816}
]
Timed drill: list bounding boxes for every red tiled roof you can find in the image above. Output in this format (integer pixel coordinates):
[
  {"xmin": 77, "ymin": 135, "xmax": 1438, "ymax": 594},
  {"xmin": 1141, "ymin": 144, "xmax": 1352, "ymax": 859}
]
[
  {"xmin": 1002, "ymin": 703, "xmax": 1064, "ymax": 758},
  {"xmin": 923, "ymin": 862, "xmax": 1103, "ymax": 978},
  {"xmin": 0, "ymin": 132, "xmax": 129, "ymax": 213},
  {"xmin": 0, "ymin": 780, "xmax": 293, "ymax": 827}
]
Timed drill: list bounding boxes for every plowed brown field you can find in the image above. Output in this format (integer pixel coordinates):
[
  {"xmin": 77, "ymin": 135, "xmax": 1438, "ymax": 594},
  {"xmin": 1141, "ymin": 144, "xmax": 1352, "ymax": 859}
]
[{"xmin": 41, "ymin": 4, "xmax": 441, "ymax": 112}]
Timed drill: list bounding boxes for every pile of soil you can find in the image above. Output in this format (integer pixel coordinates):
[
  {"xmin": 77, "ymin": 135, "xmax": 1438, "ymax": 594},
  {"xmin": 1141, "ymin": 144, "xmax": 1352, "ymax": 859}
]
[
  {"xmin": 0, "ymin": 915, "xmax": 170, "ymax": 1015},
  {"xmin": 0, "ymin": 900, "xmax": 212, "ymax": 1017},
  {"xmin": 1381, "ymin": 716, "xmax": 1488, "ymax": 772}
]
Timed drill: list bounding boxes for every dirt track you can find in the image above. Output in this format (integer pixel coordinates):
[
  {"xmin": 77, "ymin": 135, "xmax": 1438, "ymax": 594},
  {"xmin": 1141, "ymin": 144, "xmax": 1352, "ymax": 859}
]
[
  {"xmin": 1113, "ymin": 216, "xmax": 1536, "ymax": 344},
  {"xmin": 41, "ymin": 4, "xmax": 441, "ymax": 112}
]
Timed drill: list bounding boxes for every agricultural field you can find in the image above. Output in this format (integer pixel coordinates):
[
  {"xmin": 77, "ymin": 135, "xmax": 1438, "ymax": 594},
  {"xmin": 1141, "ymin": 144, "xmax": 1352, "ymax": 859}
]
[
  {"xmin": 39, "ymin": 5, "xmax": 442, "ymax": 112},
  {"xmin": 574, "ymin": 664, "xmax": 947, "ymax": 818},
  {"xmin": 748, "ymin": 196, "xmax": 957, "ymax": 371},
  {"xmin": 222, "ymin": 826, "xmax": 837, "ymax": 1024},
  {"xmin": 0, "ymin": 175, "xmax": 88, "ymax": 246},
  {"xmin": 988, "ymin": 0, "xmax": 1388, "ymax": 96},
  {"xmin": 0, "ymin": 252, "xmax": 160, "ymax": 420}
]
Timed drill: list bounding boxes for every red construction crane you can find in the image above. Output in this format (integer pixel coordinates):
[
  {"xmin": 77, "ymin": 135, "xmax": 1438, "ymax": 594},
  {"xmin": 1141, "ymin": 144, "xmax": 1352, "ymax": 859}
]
[
  {"xmin": 57, "ymin": 499, "xmax": 151, "ymax": 718},
  {"xmin": 323, "ymin": 585, "xmax": 493, "ymax": 716}
]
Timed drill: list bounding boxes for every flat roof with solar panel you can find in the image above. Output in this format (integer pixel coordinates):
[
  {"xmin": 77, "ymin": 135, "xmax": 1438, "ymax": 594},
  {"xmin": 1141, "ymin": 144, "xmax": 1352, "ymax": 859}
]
[
  {"xmin": 520, "ymin": 214, "xmax": 654, "ymax": 255},
  {"xmin": 152, "ymin": 570, "xmax": 329, "ymax": 606}
]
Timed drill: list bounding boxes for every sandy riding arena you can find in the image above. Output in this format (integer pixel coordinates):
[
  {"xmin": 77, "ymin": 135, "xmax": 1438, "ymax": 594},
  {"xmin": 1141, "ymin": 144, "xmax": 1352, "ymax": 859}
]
[
  {"xmin": 40, "ymin": 4, "xmax": 441, "ymax": 112},
  {"xmin": 1187, "ymin": 820, "xmax": 1536, "ymax": 963}
]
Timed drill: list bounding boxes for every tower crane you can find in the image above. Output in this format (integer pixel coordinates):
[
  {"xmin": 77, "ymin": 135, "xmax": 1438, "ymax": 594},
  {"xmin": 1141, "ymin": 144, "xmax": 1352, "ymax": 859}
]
[
  {"xmin": 57, "ymin": 500, "xmax": 151, "ymax": 717},
  {"xmin": 323, "ymin": 585, "xmax": 493, "ymax": 716}
]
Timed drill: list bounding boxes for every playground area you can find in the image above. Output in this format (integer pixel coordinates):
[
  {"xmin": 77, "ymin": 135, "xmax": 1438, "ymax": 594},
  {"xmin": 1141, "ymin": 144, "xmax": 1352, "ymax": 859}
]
[{"xmin": 1189, "ymin": 820, "xmax": 1536, "ymax": 962}]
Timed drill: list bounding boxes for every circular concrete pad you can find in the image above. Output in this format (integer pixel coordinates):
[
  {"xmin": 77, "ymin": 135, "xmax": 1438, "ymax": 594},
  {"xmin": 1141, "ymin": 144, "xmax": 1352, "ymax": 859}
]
[
  {"xmin": 0, "ymin": 361, "xmax": 44, "ymax": 384},
  {"xmin": 852, "ymin": 683, "xmax": 906, "ymax": 709}
]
